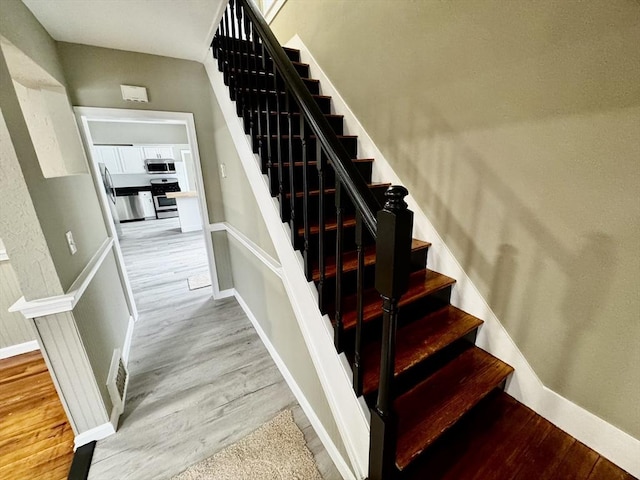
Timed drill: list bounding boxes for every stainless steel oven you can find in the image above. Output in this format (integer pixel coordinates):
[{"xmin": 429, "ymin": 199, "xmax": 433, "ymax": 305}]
[{"xmin": 150, "ymin": 178, "xmax": 180, "ymax": 219}]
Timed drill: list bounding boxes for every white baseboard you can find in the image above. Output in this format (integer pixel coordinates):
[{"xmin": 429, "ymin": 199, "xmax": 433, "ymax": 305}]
[
  {"xmin": 122, "ymin": 315, "xmax": 134, "ymax": 366},
  {"xmin": 233, "ymin": 289, "xmax": 356, "ymax": 480},
  {"xmin": 74, "ymin": 421, "xmax": 116, "ymax": 451},
  {"xmin": 0, "ymin": 340, "xmax": 39, "ymax": 360},
  {"xmin": 215, "ymin": 288, "xmax": 236, "ymax": 299},
  {"xmin": 286, "ymin": 34, "xmax": 640, "ymax": 477},
  {"xmin": 206, "ymin": 53, "xmax": 369, "ymax": 478}
]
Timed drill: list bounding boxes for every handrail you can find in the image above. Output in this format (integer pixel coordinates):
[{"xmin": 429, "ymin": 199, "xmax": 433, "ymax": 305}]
[{"xmin": 237, "ymin": 0, "xmax": 381, "ymax": 236}]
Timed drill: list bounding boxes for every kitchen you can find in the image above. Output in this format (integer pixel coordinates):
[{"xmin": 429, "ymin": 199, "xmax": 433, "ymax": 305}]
[{"xmin": 89, "ymin": 120, "xmax": 203, "ymax": 234}]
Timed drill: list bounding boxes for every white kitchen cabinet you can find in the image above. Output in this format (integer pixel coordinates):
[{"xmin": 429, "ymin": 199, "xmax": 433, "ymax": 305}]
[
  {"xmin": 93, "ymin": 146, "xmax": 122, "ymax": 173},
  {"xmin": 118, "ymin": 146, "xmax": 146, "ymax": 173},
  {"xmin": 143, "ymin": 146, "xmax": 174, "ymax": 159},
  {"xmin": 138, "ymin": 191, "xmax": 156, "ymax": 218}
]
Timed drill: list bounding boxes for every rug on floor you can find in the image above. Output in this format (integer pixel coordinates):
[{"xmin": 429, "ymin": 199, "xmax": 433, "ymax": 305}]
[
  {"xmin": 171, "ymin": 410, "xmax": 323, "ymax": 480},
  {"xmin": 187, "ymin": 273, "xmax": 211, "ymax": 290}
]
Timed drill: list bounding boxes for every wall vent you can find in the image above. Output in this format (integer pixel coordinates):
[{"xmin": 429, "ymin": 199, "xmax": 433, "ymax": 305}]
[{"xmin": 107, "ymin": 349, "xmax": 129, "ymax": 418}]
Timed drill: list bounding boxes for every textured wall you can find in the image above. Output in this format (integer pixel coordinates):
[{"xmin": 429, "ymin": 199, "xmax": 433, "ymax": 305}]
[
  {"xmin": 271, "ymin": 0, "xmax": 640, "ymax": 438},
  {"xmin": 0, "ymin": 0, "xmax": 109, "ymax": 294},
  {"xmin": 0, "ymin": 257, "xmax": 36, "ymax": 349}
]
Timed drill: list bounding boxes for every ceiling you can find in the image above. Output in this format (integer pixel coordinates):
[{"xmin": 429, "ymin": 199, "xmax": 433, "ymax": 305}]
[{"xmin": 21, "ymin": 0, "xmax": 225, "ymax": 62}]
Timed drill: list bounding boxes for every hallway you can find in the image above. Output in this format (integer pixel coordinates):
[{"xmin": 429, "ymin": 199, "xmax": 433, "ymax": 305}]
[{"xmin": 88, "ymin": 218, "xmax": 340, "ymax": 479}]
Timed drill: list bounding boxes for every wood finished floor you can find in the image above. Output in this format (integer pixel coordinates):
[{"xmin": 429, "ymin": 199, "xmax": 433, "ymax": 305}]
[
  {"xmin": 0, "ymin": 350, "xmax": 74, "ymax": 480},
  {"xmin": 89, "ymin": 218, "xmax": 341, "ymax": 480}
]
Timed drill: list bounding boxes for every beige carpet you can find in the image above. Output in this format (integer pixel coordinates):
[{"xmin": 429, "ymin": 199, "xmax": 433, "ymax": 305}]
[
  {"xmin": 187, "ymin": 273, "xmax": 211, "ymax": 290},
  {"xmin": 171, "ymin": 410, "xmax": 323, "ymax": 480}
]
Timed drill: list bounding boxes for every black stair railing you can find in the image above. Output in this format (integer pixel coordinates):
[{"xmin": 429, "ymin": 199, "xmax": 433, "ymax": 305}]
[{"xmin": 212, "ymin": 2, "xmax": 414, "ymax": 478}]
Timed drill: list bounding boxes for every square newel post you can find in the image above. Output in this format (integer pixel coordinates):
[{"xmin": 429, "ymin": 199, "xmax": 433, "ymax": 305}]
[{"xmin": 369, "ymin": 185, "xmax": 413, "ymax": 480}]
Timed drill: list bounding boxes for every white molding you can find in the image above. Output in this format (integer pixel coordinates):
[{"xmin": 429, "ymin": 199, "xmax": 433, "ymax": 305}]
[
  {"xmin": 287, "ymin": 35, "xmax": 640, "ymax": 477},
  {"xmin": 9, "ymin": 237, "xmax": 114, "ymax": 318},
  {"xmin": 263, "ymin": 0, "xmax": 287, "ymax": 24},
  {"xmin": 206, "ymin": 55, "xmax": 369, "ymax": 479},
  {"xmin": 122, "ymin": 315, "xmax": 135, "ymax": 365},
  {"xmin": 209, "ymin": 222, "xmax": 283, "ymax": 278},
  {"xmin": 234, "ymin": 289, "xmax": 356, "ymax": 480},
  {"xmin": 0, "ymin": 340, "xmax": 39, "ymax": 360},
  {"xmin": 74, "ymin": 422, "xmax": 116, "ymax": 450},
  {"xmin": 0, "ymin": 249, "xmax": 8, "ymax": 262}
]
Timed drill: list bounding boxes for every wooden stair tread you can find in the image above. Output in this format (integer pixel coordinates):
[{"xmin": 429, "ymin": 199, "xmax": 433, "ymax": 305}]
[
  {"xmin": 395, "ymin": 346, "xmax": 514, "ymax": 471},
  {"xmin": 240, "ymin": 89, "xmax": 331, "ymax": 99},
  {"xmin": 361, "ymin": 305, "xmax": 482, "ymax": 396},
  {"xmin": 258, "ymin": 133, "xmax": 355, "ymax": 140},
  {"xmin": 312, "ymin": 238, "xmax": 429, "ymax": 282},
  {"xmin": 287, "ymin": 182, "xmax": 390, "ymax": 200},
  {"xmin": 300, "ymin": 215, "xmax": 357, "ymax": 236},
  {"xmin": 340, "ymin": 269, "xmax": 457, "ymax": 330}
]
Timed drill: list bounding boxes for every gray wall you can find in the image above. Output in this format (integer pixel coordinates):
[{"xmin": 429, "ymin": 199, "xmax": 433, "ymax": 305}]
[
  {"xmin": 1, "ymin": 0, "xmax": 109, "ymax": 295},
  {"xmin": 56, "ymin": 43, "xmax": 227, "ymax": 226},
  {"xmin": 0, "ymin": 255, "xmax": 37, "ymax": 349},
  {"xmin": 271, "ymin": 0, "xmax": 640, "ymax": 438},
  {"xmin": 73, "ymin": 250, "xmax": 131, "ymax": 414},
  {"xmin": 1, "ymin": 0, "xmax": 133, "ymax": 430},
  {"xmin": 209, "ymin": 90, "xmax": 350, "ymax": 465}
]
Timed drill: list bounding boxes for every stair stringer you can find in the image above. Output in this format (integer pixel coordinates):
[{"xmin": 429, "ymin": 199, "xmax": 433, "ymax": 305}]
[
  {"xmin": 204, "ymin": 52, "xmax": 370, "ymax": 479},
  {"xmin": 285, "ymin": 34, "xmax": 640, "ymax": 478}
]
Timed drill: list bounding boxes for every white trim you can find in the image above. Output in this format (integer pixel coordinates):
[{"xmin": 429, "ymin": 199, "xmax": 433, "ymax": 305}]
[
  {"xmin": 263, "ymin": 0, "xmax": 287, "ymax": 24},
  {"xmin": 209, "ymin": 222, "xmax": 283, "ymax": 278},
  {"xmin": 0, "ymin": 248, "xmax": 8, "ymax": 262},
  {"xmin": 9, "ymin": 238, "xmax": 114, "ymax": 318},
  {"xmin": 122, "ymin": 315, "xmax": 135, "ymax": 365},
  {"xmin": 287, "ymin": 35, "xmax": 640, "ymax": 477},
  {"xmin": 234, "ymin": 289, "xmax": 356, "ymax": 480},
  {"xmin": 0, "ymin": 340, "xmax": 39, "ymax": 360},
  {"xmin": 215, "ymin": 288, "xmax": 236, "ymax": 299},
  {"xmin": 206, "ymin": 55, "xmax": 369, "ymax": 479},
  {"xmin": 74, "ymin": 422, "xmax": 116, "ymax": 450}
]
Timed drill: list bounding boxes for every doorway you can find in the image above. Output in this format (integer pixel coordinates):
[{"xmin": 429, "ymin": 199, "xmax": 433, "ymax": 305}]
[{"xmin": 75, "ymin": 107, "xmax": 225, "ymax": 322}]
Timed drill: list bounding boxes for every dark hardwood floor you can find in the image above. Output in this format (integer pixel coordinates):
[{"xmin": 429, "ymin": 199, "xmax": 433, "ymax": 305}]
[{"xmin": 0, "ymin": 350, "xmax": 74, "ymax": 480}]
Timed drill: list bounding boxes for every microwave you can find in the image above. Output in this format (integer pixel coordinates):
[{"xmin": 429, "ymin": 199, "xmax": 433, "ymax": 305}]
[{"xmin": 145, "ymin": 159, "xmax": 176, "ymax": 174}]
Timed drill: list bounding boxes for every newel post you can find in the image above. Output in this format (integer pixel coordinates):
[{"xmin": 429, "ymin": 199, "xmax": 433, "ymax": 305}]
[{"xmin": 369, "ymin": 185, "xmax": 413, "ymax": 480}]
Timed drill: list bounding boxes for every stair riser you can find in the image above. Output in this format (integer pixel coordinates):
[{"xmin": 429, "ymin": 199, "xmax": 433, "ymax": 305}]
[
  {"xmin": 217, "ymin": 48, "xmax": 302, "ymax": 67},
  {"xmin": 215, "ymin": 37, "xmax": 301, "ymax": 62},
  {"xmin": 361, "ymin": 339, "xmax": 478, "ymax": 405},
  {"xmin": 259, "ymin": 136, "xmax": 357, "ymax": 166},
  {"xmin": 316, "ymin": 248, "xmax": 429, "ymax": 309},
  {"xmin": 233, "ymin": 71, "xmax": 320, "ymax": 95},
  {"xmin": 266, "ymin": 161, "xmax": 373, "ymax": 197},
  {"xmin": 247, "ymin": 112, "xmax": 344, "ymax": 137},
  {"xmin": 239, "ymin": 91, "xmax": 330, "ymax": 115}
]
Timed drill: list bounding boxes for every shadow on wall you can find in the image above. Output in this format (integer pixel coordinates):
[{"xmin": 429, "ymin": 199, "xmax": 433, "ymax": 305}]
[{"xmin": 364, "ymin": 18, "xmax": 639, "ymax": 431}]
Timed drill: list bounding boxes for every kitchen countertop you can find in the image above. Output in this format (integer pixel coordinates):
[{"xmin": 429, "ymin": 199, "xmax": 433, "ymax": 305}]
[{"xmin": 166, "ymin": 191, "xmax": 198, "ymax": 198}]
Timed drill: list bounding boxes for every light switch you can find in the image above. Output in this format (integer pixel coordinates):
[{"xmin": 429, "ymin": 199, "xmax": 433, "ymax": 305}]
[
  {"xmin": 221, "ymin": 163, "xmax": 227, "ymax": 178},
  {"xmin": 65, "ymin": 231, "xmax": 78, "ymax": 255}
]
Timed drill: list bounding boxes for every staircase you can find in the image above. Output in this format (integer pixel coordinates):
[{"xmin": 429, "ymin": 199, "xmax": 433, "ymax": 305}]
[{"xmin": 210, "ymin": 2, "xmax": 635, "ymax": 479}]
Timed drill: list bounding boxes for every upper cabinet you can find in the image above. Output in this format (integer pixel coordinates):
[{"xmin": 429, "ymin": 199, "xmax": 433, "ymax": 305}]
[
  {"xmin": 142, "ymin": 146, "xmax": 174, "ymax": 159},
  {"xmin": 93, "ymin": 146, "xmax": 122, "ymax": 173},
  {"xmin": 118, "ymin": 147, "xmax": 146, "ymax": 173}
]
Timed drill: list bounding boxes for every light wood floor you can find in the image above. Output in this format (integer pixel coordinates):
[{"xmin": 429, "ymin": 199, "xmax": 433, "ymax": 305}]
[
  {"xmin": 0, "ymin": 350, "xmax": 75, "ymax": 480},
  {"xmin": 89, "ymin": 218, "xmax": 341, "ymax": 479}
]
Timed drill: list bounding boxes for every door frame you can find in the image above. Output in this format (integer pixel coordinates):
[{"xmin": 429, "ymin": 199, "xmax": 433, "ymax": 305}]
[{"xmin": 74, "ymin": 107, "xmax": 224, "ymax": 317}]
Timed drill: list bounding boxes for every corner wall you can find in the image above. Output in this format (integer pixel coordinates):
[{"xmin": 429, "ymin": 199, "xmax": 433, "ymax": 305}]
[{"xmin": 269, "ymin": 0, "xmax": 640, "ymax": 439}]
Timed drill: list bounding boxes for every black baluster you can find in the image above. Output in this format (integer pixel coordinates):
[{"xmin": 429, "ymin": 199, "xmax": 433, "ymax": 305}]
[
  {"xmin": 287, "ymin": 92, "xmax": 296, "ymax": 245},
  {"xmin": 229, "ymin": 0, "xmax": 237, "ymax": 101},
  {"xmin": 334, "ymin": 180, "xmax": 345, "ymax": 352},
  {"xmin": 369, "ymin": 186, "xmax": 413, "ymax": 480},
  {"xmin": 275, "ymin": 63, "xmax": 285, "ymax": 219},
  {"xmin": 262, "ymin": 42, "xmax": 274, "ymax": 186},
  {"xmin": 301, "ymin": 114, "xmax": 312, "ymax": 280},
  {"xmin": 220, "ymin": 8, "xmax": 229, "ymax": 82},
  {"xmin": 317, "ymin": 142, "xmax": 326, "ymax": 312},
  {"xmin": 243, "ymin": 13, "xmax": 253, "ymax": 134},
  {"xmin": 353, "ymin": 210, "xmax": 365, "ymax": 396},
  {"xmin": 236, "ymin": 3, "xmax": 245, "ymax": 117}
]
